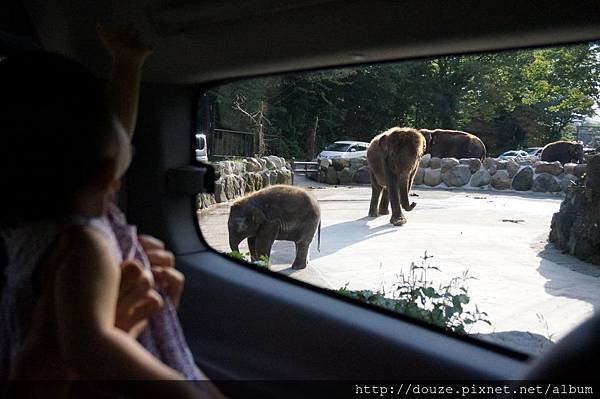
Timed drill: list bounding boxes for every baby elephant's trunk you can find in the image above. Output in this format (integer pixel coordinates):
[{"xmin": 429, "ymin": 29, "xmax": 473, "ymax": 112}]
[{"xmin": 400, "ymin": 181, "xmax": 416, "ymax": 211}]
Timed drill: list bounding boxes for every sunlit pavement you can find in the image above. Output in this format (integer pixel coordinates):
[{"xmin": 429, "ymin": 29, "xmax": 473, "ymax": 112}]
[{"xmin": 197, "ymin": 175, "xmax": 600, "ymax": 354}]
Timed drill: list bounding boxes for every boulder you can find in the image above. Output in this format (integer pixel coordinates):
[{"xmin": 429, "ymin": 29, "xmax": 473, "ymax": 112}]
[
  {"xmin": 441, "ymin": 157, "xmax": 460, "ymax": 173},
  {"xmin": 257, "ymin": 158, "xmax": 267, "ymax": 170},
  {"xmin": 511, "ymin": 166, "xmax": 534, "ymax": 191},
  {"xmin": 483, "ymin": 158, "xmax": 497, "ymax": 175},
  {"xmin": 535, "ymin": 161, "xmax": 564, "ymax": 176},
  {"xmin": 213, "ymin": 179, "xmax": 228, "ymax": 202},
  {"xmin": 561, "ymin": 174, "xmax": 578, "ymax": 193},
  {"xmin": 243, "ymin": 158, "xmax": 263, "ymax": 172},
  {"xmin": 319, "ymin": 158, "xmax": 332, "ymax": 170},
  {"xmin": 262, "ymin": 157, "xmax": 278, "ymax": 170},
  {"xmin": 533, "ymin": 173, "xmax": 560, "ymax": 192},
  {"xmin": 470, "ymin": 169, "xmax": 491, "ymax": 187},
  {"xmin": 429, "ymin": 157, "xmax": 442, "ymax": 170},
  {"xmin": 350, "ymin": 157, "xmax": 368, "ymax": 170},
  {"xmin": 419, "ymin": 153, "xmax": 432, "ymax": 168},
  {"xmin": 442, "ymin": 164, "xmax": 471, "ymax": 187},
  {"xmin": 496, "ymin": 160, "xmax": 508, "ymax": 170},
  {"xmin": 586, "ymin": 155, "xmax": 600, "ymax": 191},
  {"xmin": 352, "ymin": 167, "xmax": 371, "ymax": 184},
  {"xmin": 338, "ymin": 167, "xmax": 353, "ymax": 184},
  {"xmin": 332, "ymin": 158, "xmax": 350, "ymax": 171},
  {"xmin": 424, "ymin": 168, "xmax": 442, "ymax": 186},
  {"xmin": 459, "ymin": 158, "xmax": 482, "ymax": 174},
  {"xmin": 326, "ymin": 167, "xmax": 339, "ymax": 185},
  {"xmin": 243, "ymin": 173, "xmax": 256, "ymax": 193},
  {"xmin": 269, "ymin": 170, "xmax": 278, "ymax": 185},
  {"xmin": 563, "ymin": 163, "xmax": 577, "ymax": 176},
  {"xmin": 506, "ymin": 159, "xmax": 520, "ymax": 178},
  {"xmin": 491, "ymin": 170, "xmax": 511, "ymax": 190},
  {"xmin": 260, "ymin": 170, "xmax": 271, "ymax": 188},
  {"xmin": 413, "ymin": 167, "xmax": 425, "ymax": 185}
]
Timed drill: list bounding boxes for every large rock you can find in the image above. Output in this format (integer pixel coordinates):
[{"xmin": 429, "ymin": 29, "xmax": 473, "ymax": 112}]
[
  {"xmin": 338, "ymin": 167, "xmax": 353, "ymax": 184},
  {"xmin": 441, "ymin": 158, "xmax": 460, "ymax": 173},
  {"xmin": 511, "ymin": 166, "xmax": 534, "ymax": 191},
  {"xmin": 506, "ymin": 159, "xmax": 520, "ymax": 178},
  {"xmin": 535, "ymin": 161, "xmax": 564, "ymax": 176},
  {"xmin": 243, "ymin": 158, "xmax": 263, "ymax": 172},
  {"xmin": 277, "ymin": 168, "xmax": 292, "ymax": 184},
  {"xmin": 424, "ymin": 168, "xmax": 442, "ymax": 186},
  {"xmin": 586, "ymin": 155, "xmax": 600, "ymax": 191},
  {"xmin": 350, "ymin": 157, "xmax": 367, "ymax": 171},
  {"xmin": 429, "ymin": 157, "xmax": 442, "ymax": 169},
  {"xmin": 419, "ymin": 154, "xmax": 432, "ymax": 168},
  {"xmin": 243, "ymin": 172, "xmax": 256, "ymax": 193},
  {"xmin": 260, "ymin": 170, "xmax": 271, "ymax": 188},
  {"xmin": 496, "ymin": 160, "xmax": 508, "ymax": 170},
  {"xmin": 213, "ymin": 179, "xmax": 228, "ymax": 202},
  {"xmin": 470, "ymin": 169, "xmax": 491, "ymax": 187},
  {"xmin": 332, "ymin": 158, "xmax": 350, "ymax": 171},
  {"xmin": 533, "ymin": 173, "xmax": 560, "ymax": 192},
  {"xmin": 491, "ymin": 170, "xmax": 511, "ymax": 190},
  {"xmin": 442, "ymin": 164, "xmax": 471, "ymax": 187},
  {"xmin": 459, "ymin": 158, "xmax": 482, "ymax": 174},
  {"xmin": 563, "ymin": 163, "xmax": 577, "ymax": 176},
  {"xmin": 413, "ymin": 167, "xmax": 425, "ymax": 185},
  {"xmin": 326, "ymin": 167, "xmax": 339, "ymax": 185},
  {"xmin": 319, "ymin": 158, "xmax": 332, "ymax": 170},
  {"xmin": 561, "ymin": 174, "xmax": 578, "ymax": 193},
  {"xmin": 263, "ymin": 155, "xmax": 285, "ymax": 169},
  {"xmin": 268, "ymin": 170, "xmax": 278, "ymax": 185},
  {"xmin": 352, "ymin": 167, "xmax": 371, "ymax": 184},
  {"xmin": 483, "ymin": 158, "xmax": 497, "ymax": 175}
]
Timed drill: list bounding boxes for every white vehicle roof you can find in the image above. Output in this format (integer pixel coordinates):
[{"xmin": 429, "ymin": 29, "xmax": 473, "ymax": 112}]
[{"xmin": 331, "ymin": 140, "xmax": 370, "ymax": 145}]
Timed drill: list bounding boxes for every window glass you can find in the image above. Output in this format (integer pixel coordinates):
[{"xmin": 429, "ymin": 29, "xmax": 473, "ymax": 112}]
[{"xmin": 196, "ymin": 42, "xmax": 600, "ymax": 356}]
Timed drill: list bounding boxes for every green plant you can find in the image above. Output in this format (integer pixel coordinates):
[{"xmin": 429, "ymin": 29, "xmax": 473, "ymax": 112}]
[
  {"xmin": 226, "ymin": 251, "xmax": 271, "ymax": 269},
  {"xmin": 337, "ymin": 252, "xmax": 490, "ymax": 335}
]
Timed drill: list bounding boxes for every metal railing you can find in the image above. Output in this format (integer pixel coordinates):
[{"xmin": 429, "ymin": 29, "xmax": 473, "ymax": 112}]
[{"xmin": 210, "ymin": 128, "xmax": 255, "ymax": 158}]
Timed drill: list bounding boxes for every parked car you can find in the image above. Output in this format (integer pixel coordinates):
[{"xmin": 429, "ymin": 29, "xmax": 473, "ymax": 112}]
[
  {"xmin": 498, "ymin": 150, "xmax": 529, "ymax": 159},
  {"xmin": 524, "ymin": 147, "xmax": 543, "ymax": 157},
  {"xmin": 317, "ymin": 140, "xmax": 369, "ymax": 160},
  {"xmin": 195, "ymin": 132, "xmax": 208, "ymax": 162}
]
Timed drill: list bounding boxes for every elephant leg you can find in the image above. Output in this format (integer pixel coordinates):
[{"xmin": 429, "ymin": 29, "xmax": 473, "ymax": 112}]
[
  {"xmin": 385, "ymin": 170, "xmax": 406, "ymax": 226},
  {"xmin": 368, "ymin": 173, "xmax": 382, "ymax": 217},
  {"xmin": 291, "ymin": 241, "xmax": 310, "ymax": 270},
  {"xmin": 255, "ymin": 223, "xmax": 279, "ymax": 261},
  {"xmin": 378, "ymin": 188, "xmax": 389, "ymax": 215},
  {"xmin": 248, "ymin": 236, "xmax": 257, "ymax": 261}
]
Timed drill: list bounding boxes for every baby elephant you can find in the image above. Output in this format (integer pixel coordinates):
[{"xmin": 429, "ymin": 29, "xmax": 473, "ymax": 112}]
[{"xmin": 228, "ymin": 185, "xmax": 321, "ymax": 270}]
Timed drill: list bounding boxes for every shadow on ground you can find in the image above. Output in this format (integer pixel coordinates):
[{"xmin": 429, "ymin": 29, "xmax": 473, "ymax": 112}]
[{"xmin": 537, "ymin": 243, "xmax": 600, "ymax": 312}]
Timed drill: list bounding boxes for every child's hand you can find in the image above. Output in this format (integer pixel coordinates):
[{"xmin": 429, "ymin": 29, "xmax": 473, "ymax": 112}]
[
  {"xmin": 97, "ymin": 23, "xmax": 154, "ymax": 65},
  {"xmin": 139, "ymin": 234, "xmax": 185, "ymax": 309},
  {"xmin": 116, "ymin": 259, "xmax": 164, "ymax": 336}
]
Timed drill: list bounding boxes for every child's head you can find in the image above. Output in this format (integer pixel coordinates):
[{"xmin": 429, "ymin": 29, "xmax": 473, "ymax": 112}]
[{"xmin": 0, "ymin": 52, "xmax": 131, "ymax": 226}]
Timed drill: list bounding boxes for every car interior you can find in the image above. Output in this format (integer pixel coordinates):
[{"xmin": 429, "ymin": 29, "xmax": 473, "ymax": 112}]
[{"xmin": 1, "ymin": 0, "xmax": 599, "ymax": 396}]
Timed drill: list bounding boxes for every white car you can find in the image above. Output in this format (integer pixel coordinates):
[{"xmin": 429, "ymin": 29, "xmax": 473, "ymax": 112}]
[
  {"xmin": 524, "ymin": 147, "xmax": 543, "ymax": 157},
  {"xmin": 317, "ymin": 140, "xmax": 369, "ymax": 160},
  {"xmin": 498, "ymin": 150, "xmax": 529, "ymax": 160}
]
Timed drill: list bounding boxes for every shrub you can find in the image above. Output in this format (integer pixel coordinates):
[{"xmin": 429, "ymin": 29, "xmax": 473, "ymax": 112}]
[
  {"xmin": 337, "ymin": 252, "xmax": 490, "ymax": 334},
  {"xmin": 227, "ymin": 250, "xmax": 271, "ymax": 269}
]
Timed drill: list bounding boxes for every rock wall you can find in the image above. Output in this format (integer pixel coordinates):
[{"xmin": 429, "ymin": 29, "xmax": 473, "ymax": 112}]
[
  {"xmin": 197, "ymin": 155, "xmax": 293, "ymax": 210},
  {"xmin": 549, "ymin": 154, "xmax": 600, "ymax": 264},
  {"xmin": 312, "ymin": 155, "xmax": 587, "ymax": 194}
]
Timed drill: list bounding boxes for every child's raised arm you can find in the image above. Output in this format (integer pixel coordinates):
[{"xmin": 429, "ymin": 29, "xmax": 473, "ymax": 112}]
[
  {"xmin": 98, "ymin": 23, "xmax": 153, "ymax": 138},
  {"xmin": 52, "ymin": 226, "xmax": 201, "ymax": 397}
]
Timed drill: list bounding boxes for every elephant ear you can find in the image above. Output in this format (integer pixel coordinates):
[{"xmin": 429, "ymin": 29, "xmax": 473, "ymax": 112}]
[{"xmin": 251, "ymin": 207, "xmax": 266, "ymax": 225}]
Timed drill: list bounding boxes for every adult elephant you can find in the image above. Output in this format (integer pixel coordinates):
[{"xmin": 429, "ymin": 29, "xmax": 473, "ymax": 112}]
[
  {"xmin": 228, "ymin": 185, "xmax": 321, "ymax": 270},
  {"xmin": 367, "ymin": 126, "xmax": 425, "ymax": 226},
  {"xmin": 541, "ymin": 140, "xmax": 584, "ymax": 164},
  {"xmin": 420, "ymin": 129, "xmax": 486, "ymax": 161}
]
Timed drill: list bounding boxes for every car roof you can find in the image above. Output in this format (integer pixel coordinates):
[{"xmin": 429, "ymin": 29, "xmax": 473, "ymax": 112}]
[
  {"xmin": 331, "ymin": 141, "xmax": 369, "ymax": 145},
  {"xmin": 18, "ymin": 1, "xmax": 600, "ymax": 84}
]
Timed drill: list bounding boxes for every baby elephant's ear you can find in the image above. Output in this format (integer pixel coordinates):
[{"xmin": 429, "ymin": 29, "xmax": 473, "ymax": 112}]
[{"xmin": 251, "ymin": 207, "xmax": 266, "ymax": 225}]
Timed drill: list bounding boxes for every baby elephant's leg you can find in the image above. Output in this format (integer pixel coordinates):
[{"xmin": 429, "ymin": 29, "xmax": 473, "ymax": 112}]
[{"xmin": 291, "ymin": 241, "xmax": 310, "ymax": 270}]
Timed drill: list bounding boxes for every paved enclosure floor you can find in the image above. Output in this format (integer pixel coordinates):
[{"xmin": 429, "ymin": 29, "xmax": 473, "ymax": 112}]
[{"xmin": 197, "ymin": 176, "xmax": 600, "ymax": 354}]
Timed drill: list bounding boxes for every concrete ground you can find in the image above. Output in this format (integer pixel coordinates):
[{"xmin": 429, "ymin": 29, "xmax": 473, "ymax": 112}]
[{"xmin": 197, "ymin": 175, "xmax": 600, "ymax": 355}]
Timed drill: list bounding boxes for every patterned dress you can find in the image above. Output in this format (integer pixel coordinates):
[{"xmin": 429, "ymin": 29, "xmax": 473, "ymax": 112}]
[{"xmin": 0, "ymin": 204, "xmax": 202, "ymax": 380}]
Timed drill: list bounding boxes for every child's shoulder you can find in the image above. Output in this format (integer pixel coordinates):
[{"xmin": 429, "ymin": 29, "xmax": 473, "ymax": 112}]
[{"xmin": 51, "ymin": 223, "xmax": 119, "ymax": 267}]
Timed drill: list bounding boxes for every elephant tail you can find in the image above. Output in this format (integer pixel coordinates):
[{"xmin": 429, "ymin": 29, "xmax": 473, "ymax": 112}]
[
  {"xmin": 400, "ymin": 177, "xmax": 416, "ymax": 211},
  {"xmin": 317, "ymin": 220, "xmax": 321, "ymax": 252}
]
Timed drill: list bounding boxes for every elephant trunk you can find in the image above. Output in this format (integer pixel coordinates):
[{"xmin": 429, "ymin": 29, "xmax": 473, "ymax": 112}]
[{"xmin": 400, "ymin": 179, "xmax": 416, "ymax": 211}]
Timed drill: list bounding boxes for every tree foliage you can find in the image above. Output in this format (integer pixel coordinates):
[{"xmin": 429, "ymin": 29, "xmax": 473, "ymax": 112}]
[{"xmin": 207, "ymin": 42, "xmax": 600, "ymax": 159}]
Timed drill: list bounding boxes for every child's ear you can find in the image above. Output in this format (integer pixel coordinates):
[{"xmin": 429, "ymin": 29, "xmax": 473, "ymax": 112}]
[{"xmin": 94, "ymin": 157, "xmax": 119, "ymax": 191}]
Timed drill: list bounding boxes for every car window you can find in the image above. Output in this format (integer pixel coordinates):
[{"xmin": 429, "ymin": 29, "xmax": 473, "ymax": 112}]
[
  {"xmin": 195, "ymin": 41, "xmax": 600, "ymax": 357},
  {"xmin": 325, "ymin": 143, "xmax": 352, "ymax": 152}
]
